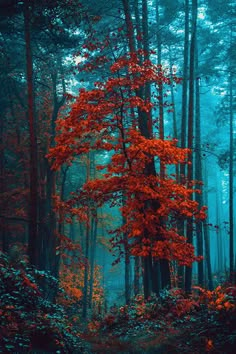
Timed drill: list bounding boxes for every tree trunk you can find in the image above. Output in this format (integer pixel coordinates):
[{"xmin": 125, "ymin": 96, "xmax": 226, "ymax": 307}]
[
  {"xmin": 194, "ymin": 43, "xmax": 204, "ymax": 286},
  {"xmin": 82, "ymin": 214, "xmax": 90, "ymax": 320},
  {"xmin": 24, "ymin": 0, "xmax": 39, "ymax": 267},
  {"xmin": 83, "ymin": 153, "xmax": 94, "ymax": 319},
  {"xmin": 178, "ymin": 0, "xmax": 190, "ymax": 290},
  {"xmin": 122, "ymin": 0, "xmax": 136, "ymax": 53},
  {"xmin": 0, "ymin": 113, "xmax": 8, "ymax": 253},
  {"xmin": 169, "ymin": 48, "xmax": 178, "ymax": 141},
  {"xmin": 185, "ymin": 0, "xmax": 197, "ymax": 294},
  {"xmin": 89, "ymin": 214, "xmax": 98, "ymax": 309},
  {"xmin": 155, "ymin": 0, "xmax": 171, "ymax": 290},
  {"xmin": 152, "ymin": 258, "xmax": 161, "ymax": 295},
  {"xmin": 155, "ymin": 0, "xmax": 164, "ymax": 139},
  {"xmin": 203, "ymin": 160, "xmax": 213, "ymax": 290},
  {"xmin": 134, "ymin": 256, "xmax": 141, "ymax": 296},
  {"xmin": 143, "ymin": 255, "xmax": 152, "ymax": 299},
  {"xmin": 123, "ymin": 194, "xmax": 131, "ymax": 304},
  {"xmin": 229, "ymin": 54, "xmax": 234, "ymax": 284},
  {"xmin": 216, "ymin": 179, "xmax": 223, "ymax": 273},
  {"xmin": 134, "ymin": 0, "xmax": 142, "ymax": 50},
  {"xmin": 180, "ymin": 0, "xmax": 189, "ymax": 178}
]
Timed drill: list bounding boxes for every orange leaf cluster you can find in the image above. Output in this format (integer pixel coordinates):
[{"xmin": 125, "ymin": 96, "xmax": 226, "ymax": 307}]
[
  {"xmin": 193, "ymin": 285, "xmax": 236, "ymax": 312},
  {"xmin": 48, "ymin": 52, "xmax": 207, "ymax": 267}
]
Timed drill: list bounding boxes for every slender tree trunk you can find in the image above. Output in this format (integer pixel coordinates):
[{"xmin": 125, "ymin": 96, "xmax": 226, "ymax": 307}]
[
  {"xmin": 155, "ymin": 0, "xmax": 171, "ymax": 290},
  {"xmin": 134, "ymin": 256, "xmax": 141, "ymax": 296},
  {"xmin": 155, "ymin": 0, "xmax": 164, "ymax": 139},
  {"xmin": 123, "ymin": 195, "xmax": 131, "ymax": 304},
  {"xmin": 0, "ymin": 114, "xmax": 7, "ymax": 252},
  {"xmin": 143, "ymin": 255, "xmax": 152, "ymax": 299},
  {"xmin": 180, "ymin": 0, "xmax": 189, "ymax": 177},
  {"xmin": 169, "ymin": 48, "xmax": 178, "ymax": 141},
  {"xmin": 134, "ymin": 0, "xmax": 142, "ymax": 50},
  {"xmin": 229, "ymin": 58, "xmax": 234, "ymax": 284},
  {"xmin": 82, "ymin": 214, "xmax": 90, "ymax": 320},
  {"xmin": 47, "ymin": 70, "xmax": 65, "ymax": 278},
  {"xmin": 203, "ymin": 160, "xmax": 213, "ymax": 290},
  {"xmin": 24, "ymin": 0, "xmax": 39, "ymax": 267},
  {"xmin": 169, "ymin": 49, "xmax": 179, "ymax": 179},
  {"xmin": 55, "ymin": 165, "xmax": 69, "ymax": 279},
  {"xmin": 194, "ymin": 43, "xmax": 204, "ymax": 286},
  {"xmin": 178, "ymin": 0, "xmax": 190, "ymax": 289},
  {"xmin": 185, "ymin": 0, "xmax": 197, "ymax": 293},
  {"xmin": 83, "ymin": 153, "xmax": 93, "ymax": 319},
  {"xmin": 89, "ymin": 214, "xmax": 98, "ymax": 309},
  {"xmin": 152, "ymin": 259, "xmax": 161, "ymax": 295},
  {"xmin": 122, "ymin": 0, "xmax": 136, "ymax": 53}
]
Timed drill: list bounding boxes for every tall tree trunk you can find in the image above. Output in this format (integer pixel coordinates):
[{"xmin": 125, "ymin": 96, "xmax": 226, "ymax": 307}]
[
  {"xmin": 88, "ymin": 152, "xmax": 98, "ymax": 309},
  {"xmin": 38, "ymin": 65, "xmax": 65, "ymax": 288},
  {"xmin": 82, "ymin": 213, "xmax": 90, "ymax": 320},
  {"xmin": 0, "ymin": 112, "xmax": 7, "ymax": 252},
  {"xmin": 203, "ymin": 222, "xmax": 213, "ymax": 290},
  {"xmin": 169, "ymin": 49, "xmax": 179, "ymax": 179},
  {"xmin": 216, "ymin": 179, "xmax": 223, "ymax": 272},
  {"xmin": 155, "ymin": 0, "xmax": 164, "ymax": 139},
  {"xmin": 180, "ymin": 0, "xmax": 189, "ymax": 176},
  {"xmin": 169, "ymin": 48, "xmax": 178, "ymax": 141},
  {"xmin": 185, "ymin": 0, "xmax": 197, "ymax": 294},
  {"xmin": 89, "ymin": 213, "xmax": 98, "ymax": 309},
  {"xmin": 24, "ymin": 0, "xmax": 39, "ymax": 267},
  {"xmin": 134, "ymin": 0, "xmax": 142, "ymax": 50},
  {"xmin": 155, "ymin": 0, "xmax": 171, "ymax": 291},
  {"xmin": 122, "ymin": 0, "xmax": 136, "ymax": 53},
  {"xmin": 123, "ymin": 195, "xmax": 131, "ymax": 304},
  {"xmin": 178, "ymin": 0, "xmax": 189, "ymax": 289},
  {"xmin": 194, "ymin": 43, "xmax": 204, "ymax": 286},
  {"xmin": 203, "ymin": 160, "xmax": 213, "ymax": 290},
  {"xmin": 229, "ymin": 55, "xmax": 234, "ymax": 284},
  {"xmin": 82, "ymin": 153, "xmax": 94, "ymax": 319}
]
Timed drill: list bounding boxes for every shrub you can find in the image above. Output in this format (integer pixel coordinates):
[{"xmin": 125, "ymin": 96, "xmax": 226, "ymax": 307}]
[{"xmin": 0, "ymin": 252, "xmax": 90, "ymax": 353}]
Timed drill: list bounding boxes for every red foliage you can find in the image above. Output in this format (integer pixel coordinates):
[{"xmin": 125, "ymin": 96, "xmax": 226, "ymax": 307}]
[{"xmin": 48, "ymin": 52, "xmax": 206, "ymax": 267}]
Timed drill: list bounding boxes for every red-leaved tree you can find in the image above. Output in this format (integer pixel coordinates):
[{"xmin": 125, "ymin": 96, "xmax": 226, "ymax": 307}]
[{"xmin": 49, "ymin": 51, "xmax": 206, "ymax": 298}]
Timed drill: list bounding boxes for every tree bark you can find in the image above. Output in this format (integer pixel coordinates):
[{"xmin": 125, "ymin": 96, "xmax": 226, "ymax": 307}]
[
  {"xmin": 185, "ymin": 0, "xmax": 197, "ymax": 294},
  {"xmin": 134, "ymin": 256, "xmax": 141, "ymax": 296},
  {"xmin": 24, "ymin": 0, "xmax": 39, "ymax": 267},
  {"xmin": 178, "ymin": 0, "xmax": 190, "ymax": 290},
  {"xmin": 229, "ymin": 52, "xmax": 234, "ymax": 284},
  {"xmin": 194, "ymin": 43, "xmax": 204, "ymax": 286}
]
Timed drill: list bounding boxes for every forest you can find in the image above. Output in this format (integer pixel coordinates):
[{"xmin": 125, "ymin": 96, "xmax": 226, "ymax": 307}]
[{"xmin": 0, "ymin": 0, "xmax": 235, "ymax": 353}]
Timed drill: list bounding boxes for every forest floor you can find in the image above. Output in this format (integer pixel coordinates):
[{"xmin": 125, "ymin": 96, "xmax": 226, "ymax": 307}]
[{"xmin": 81, "ymin": 303, "xmax": 236, "ymax": 353}]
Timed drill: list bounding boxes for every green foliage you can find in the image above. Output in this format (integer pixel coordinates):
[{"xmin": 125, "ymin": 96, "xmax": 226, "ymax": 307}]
[{"xmin": 0, "ymin": 252, "xmax": 90, "ymax": 353}]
